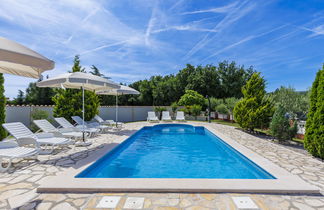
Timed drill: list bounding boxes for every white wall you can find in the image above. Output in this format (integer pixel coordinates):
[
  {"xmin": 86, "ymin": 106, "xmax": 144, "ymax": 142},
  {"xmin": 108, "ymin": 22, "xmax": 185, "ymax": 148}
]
[{"xmin": 5, "ymin": 105, "xmax": 170, "ymax": 128}]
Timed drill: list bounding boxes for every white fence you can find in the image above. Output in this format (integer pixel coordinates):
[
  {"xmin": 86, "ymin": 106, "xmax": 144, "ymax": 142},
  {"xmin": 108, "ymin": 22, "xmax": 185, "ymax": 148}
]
[{"xmin": 5, "ymin": 105, "xmax": 173, "ymax": 128}]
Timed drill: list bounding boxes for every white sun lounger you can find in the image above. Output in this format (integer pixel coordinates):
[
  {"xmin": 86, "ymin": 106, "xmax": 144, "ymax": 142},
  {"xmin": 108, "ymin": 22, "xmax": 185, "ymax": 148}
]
[
  {"xmin": 94, "ymin": 115, "xmax": 124, "ymax": 128},
  {"xmin": 72, "ymin": 116, "xmax": 110, "ymax": 133},
  {"xmin": 176, "ymin": 111, "xmax": 186, "ymax": 121},
  {"xmin": 33, "ymin": 119, "xmax": 84, "ymax": 140},
  {"xmin": 3, "ymin": 122, "xmax": 72, "ymax": 154},
  {"xmin": 147, "ymin": 111, "xmax": 159, "ymax": 122},
  {"xmin": 161, "ymin": 111, "xmax": 172, "ymax": 121},
  {"xmin": 54, "ymin": 117, "xmax": 99, "ymax": 138},
  {"xmin": 0, "ymin": 140, "xmax": 39, "ymax": 172}
]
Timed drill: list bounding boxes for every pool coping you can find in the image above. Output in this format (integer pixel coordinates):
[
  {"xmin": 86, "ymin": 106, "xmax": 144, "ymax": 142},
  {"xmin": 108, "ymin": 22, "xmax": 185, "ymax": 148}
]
[{"xmin": 37, "ymin": 122, "xmax": 320, "ymax": 194}]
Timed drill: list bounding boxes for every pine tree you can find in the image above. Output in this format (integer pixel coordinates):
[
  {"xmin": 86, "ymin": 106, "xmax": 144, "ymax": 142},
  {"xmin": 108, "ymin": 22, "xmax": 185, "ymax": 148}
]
[
  {"xmin": 71, "ymin": 55, "xmax": 85, "ymax": 73},
  {"xmin": 90, "ymin": 65, "xmax": 104, "ymax": 77},
  {"xmin": 270, "ymin": 105, "xmax": 297, "ymax": 141},
  {"xmin": 304, "ymin": 65, "xmax": 324, "ymax": 158},
  {"xmin": 0, "ymin": 73, "xmax": 6, "ymax": 139},
  {"xmin": 233, "ymin": 72, "xmax": 274, "ymax": 131}
]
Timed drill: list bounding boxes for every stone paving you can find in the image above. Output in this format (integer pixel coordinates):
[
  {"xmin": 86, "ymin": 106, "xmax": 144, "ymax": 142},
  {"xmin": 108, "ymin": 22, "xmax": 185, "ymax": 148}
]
[{"xmin": 0, "ymin": 121, "xmax": 324, "ymax": 210}]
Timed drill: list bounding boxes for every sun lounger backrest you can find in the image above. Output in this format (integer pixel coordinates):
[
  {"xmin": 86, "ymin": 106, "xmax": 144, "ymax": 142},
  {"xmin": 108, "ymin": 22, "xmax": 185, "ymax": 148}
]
[
  {"xmin": 2, "ymin": 122, "xmax": 37, "ymax": 140},
  {"xmin": 148, "ymin": 111, "xmax": 156, "ymax": 118},
  {"xmin": 177, "ymin": 111, "xmax": 184, "ymax": 119},
  {"xmin": 33, "ymin": 119, "xmax": 57, "ymax": 133},
  {"xmin": 94, "ymin": 115, "xmax": 103, "ymax": 123},
  {"xmin": 72, "ymin": 116, "xmax": 87, "ymax": 126},
  {"xmin": 54, "ymin": 117, "xmax": 74, "ymax": 128},
  {"xmin": 162, "ymin": 111, "xmax": 170, "ymax": 118}
]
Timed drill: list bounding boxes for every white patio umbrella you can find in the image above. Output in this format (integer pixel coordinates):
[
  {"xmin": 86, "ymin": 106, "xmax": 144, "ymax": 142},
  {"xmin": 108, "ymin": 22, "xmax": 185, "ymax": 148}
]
[
  {"xmin": 37, "ymin": 72, "xmax": 120, "ymax": 142},
  {"xmin": 96, "ymin": 85, "xmax": 139, "ymax": 126},
  {"xmin": 0, "ymin": 37, "xmax": 54, "ymax": 78}
]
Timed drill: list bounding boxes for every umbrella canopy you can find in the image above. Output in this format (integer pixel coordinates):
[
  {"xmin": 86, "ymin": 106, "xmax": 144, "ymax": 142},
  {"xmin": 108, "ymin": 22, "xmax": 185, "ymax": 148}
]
[
  {"xmin": 96, "ymin": 85, "xmax": 139, "ymax": 95},
  {"xmin": 0, "ymin": 37, "xmax": 54, "ymax": 78},
  {"xmin": 36, "ymin": 72, "xmax": 120, "ymax": 90},
  {"xmin": 37, "ymin": 72, "xmax": 120, "ymax": 143},
  {"xmin": 96, "ymin": 85, "xmax": 139, "ymax": 125}
]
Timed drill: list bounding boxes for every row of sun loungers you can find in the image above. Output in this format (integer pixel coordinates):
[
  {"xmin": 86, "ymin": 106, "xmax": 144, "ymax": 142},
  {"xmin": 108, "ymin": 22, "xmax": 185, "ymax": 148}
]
[
  {"xmin": 0, "ymin": 115, "xmax": 122, "ymax": 172},
  {"xmin": 0, "ymin": 112, "xmax": 186, "ymax": 172},
  {"xmin": 147, "ymin": 111, "xmax": 186, "ymax": 122}
]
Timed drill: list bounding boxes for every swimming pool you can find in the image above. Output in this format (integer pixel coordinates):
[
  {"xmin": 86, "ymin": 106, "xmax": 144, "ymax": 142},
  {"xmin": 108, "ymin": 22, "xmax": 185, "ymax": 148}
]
[{"xmin": 77, "ymin": 124, "xmax": 275, "ymax": 179}]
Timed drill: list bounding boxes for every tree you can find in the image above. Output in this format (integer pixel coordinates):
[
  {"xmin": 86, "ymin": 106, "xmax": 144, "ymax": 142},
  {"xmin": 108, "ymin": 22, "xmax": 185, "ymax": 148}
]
[
  {"xmin": 53, "ymin": 89, "xmax": 99, "ymax": 121},
  {"xmin": 53, "ymin": 55, "xmax": 99, "ymax": 121},
  {"xmin": 71, "ymin": 55, "xmax": 85, "ymax": 73},
  {"xmin": 178, "ymin": 90, "xmax": 205, "ymax": 107},
  {"xmin": 271, "ymin": 86, "xmax": 309, "ymax": 119},
  {"xmin": 12, "ymin": 90, "xmax": 25, "ymax": 105},
  {"xmin": 25, "ymin": 81, "xmax": 55, "ymax": 105},
  {"xmin": 233, "ymin": 72, "xmax": 274, "ymax": 131},
  {"xmin": 218, "ymin": 61, "xmax": 255, "ymax": 98},
  {"xmin": 270, "ymin": 105, "xmax": 297, "ymax": 142},
  {"xmin": 0, "ymin": 73, "xmax": 6, "ymax": 139},
  {"xmin": 215, "ymin": 104, "xmax": 229, "ymax": 115},
  {"xmin": 90, "ymin": 65, "xmax": 104, "ymax": 77},
  {"xmin": 224, "ymin": 97, "xmax": 240, "ymax": 114},
  {"xmin": 304, "ymin": 66, "xmax": 324, "ymax": 158}
]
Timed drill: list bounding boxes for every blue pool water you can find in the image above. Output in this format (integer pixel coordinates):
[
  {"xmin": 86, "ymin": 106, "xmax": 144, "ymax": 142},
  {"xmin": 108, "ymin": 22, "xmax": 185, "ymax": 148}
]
[{"xmin": 77, "ymin": 124, "xmax": 275, "ymax": 179}]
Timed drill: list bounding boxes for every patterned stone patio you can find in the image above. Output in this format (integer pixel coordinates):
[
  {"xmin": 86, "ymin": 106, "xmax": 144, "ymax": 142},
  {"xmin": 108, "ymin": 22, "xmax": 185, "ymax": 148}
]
[{"xmin": 0, "ymin": 121, "xmax": 323, "ymax": 210}]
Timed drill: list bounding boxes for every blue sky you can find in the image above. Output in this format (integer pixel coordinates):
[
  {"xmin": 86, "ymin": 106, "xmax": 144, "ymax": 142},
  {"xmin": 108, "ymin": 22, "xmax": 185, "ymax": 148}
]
[{"xmin": 0, "ymin": 0, "xmax": 323, "ymax": 99}]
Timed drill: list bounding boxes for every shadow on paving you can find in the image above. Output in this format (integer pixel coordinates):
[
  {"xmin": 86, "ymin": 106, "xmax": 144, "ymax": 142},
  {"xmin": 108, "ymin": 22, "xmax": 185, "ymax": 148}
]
[
  {"xmin": 38, "ymin": 142, "xmax": 120, "ymax": 170},
  {"xmin": 235, "ymin": 127, "xmax": 307, "ymax": 154}
]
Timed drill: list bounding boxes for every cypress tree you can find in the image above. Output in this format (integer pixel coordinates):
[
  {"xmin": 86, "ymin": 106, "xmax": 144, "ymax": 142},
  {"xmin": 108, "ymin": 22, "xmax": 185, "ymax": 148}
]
[
  {"xmin": 305, "ymin": 65, "xmax": 324, "ymax": 158},
  {"xmin": 233, "ymin": 72, "xmax": 273, "ymax": 131},
  {"xmin": 0, "ymin": 73, "xmax": 6, "ymax": 139}
]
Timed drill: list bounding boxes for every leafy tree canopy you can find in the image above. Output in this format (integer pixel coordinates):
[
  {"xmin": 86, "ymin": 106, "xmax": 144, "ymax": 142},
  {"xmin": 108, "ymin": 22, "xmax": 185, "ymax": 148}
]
[{"xmin": 178, "ymin": 90, "xmax": 205, "ymax": 107}]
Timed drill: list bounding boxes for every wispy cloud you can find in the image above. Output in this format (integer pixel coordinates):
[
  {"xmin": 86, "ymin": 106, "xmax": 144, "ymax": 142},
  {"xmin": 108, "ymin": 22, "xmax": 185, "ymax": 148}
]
[
  {"xmin": 181, "ymin": 2, "xmax": 238, "ymax": 15},
  {"xmin": 183, "ymin": 0, "xmax": 256, "ymax": 60},
  {"xmin": 0, "ymin": 0, "xmax": 323, "ymax": 98}
]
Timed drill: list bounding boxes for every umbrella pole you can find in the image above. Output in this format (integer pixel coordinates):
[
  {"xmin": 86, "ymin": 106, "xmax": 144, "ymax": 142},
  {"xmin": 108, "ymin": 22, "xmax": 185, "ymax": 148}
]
[
  {"xmin": 82, "ymin": 86, "xmax": 85, "ymax": 141},
  {"xmin": 116, "ymin": 94, "xmax": 118, "ymax": 127}
]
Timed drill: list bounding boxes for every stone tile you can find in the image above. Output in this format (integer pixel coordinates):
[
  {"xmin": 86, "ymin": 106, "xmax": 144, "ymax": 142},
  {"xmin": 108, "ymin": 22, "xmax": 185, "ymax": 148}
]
[
  {"xmin": 52, "ymin": 202, "xmax": 77, "ymax": 210},
  {"xmin": 36, "ymin": 202, "xmax": 53, "ymax": 210},
  {"xmin": 8, "ymin": 189, "xmax": 37, "ymax": 209}
]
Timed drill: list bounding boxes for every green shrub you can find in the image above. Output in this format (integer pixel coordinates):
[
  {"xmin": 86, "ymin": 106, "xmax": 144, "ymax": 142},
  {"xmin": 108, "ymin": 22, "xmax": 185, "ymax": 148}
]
[
  {"xmin": 215, "ymin": 104, "xmax": 229, "ymax": 115},
  {"xmin": 171, "ymin": 102, "xmax": 178, "ymax": 117},
  {"xmin": 224, "ymin": 97, "xmax": 239, "ymax": 114},
  {"xmin": 190, "ymin": 104, "xmax": 202, "ymax": 119},
  {"xmin": 154, "ymin": 106, "xmax": 167, "ymax": 119},
  {"xmin": 233, "ymin": 73, "xmax": 274, "ymax": 131},
  {"xmin": 304, "ymin": 65, "xmax": 324, "ymax": 158},
  {"xmin": 178, "ymin": 90, "xmax": 205, "ymax": 107},
  {"xmin": 270, "ymin": 105, "xmax": 297, "ymax": 142},
  {"xmin": 206, "ymin": 98, "xmax": 223, "ymax": 111}
]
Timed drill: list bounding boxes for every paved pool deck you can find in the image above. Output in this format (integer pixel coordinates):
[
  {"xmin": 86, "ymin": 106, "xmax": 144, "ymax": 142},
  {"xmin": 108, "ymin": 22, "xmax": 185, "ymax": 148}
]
[{"xmin": 0, "ymin": 121, "xmax": 324, "ymax": 209}]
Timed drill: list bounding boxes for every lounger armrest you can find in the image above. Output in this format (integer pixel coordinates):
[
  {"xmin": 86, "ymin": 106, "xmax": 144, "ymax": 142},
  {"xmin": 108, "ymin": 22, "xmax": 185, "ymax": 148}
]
[
  {"xmin": 36, "ymin": 132, "xmax": 55, "ymax": 139},
  {"xmin": 16, "ymin": 137, "xmax": 39, "ymax": 148}
]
